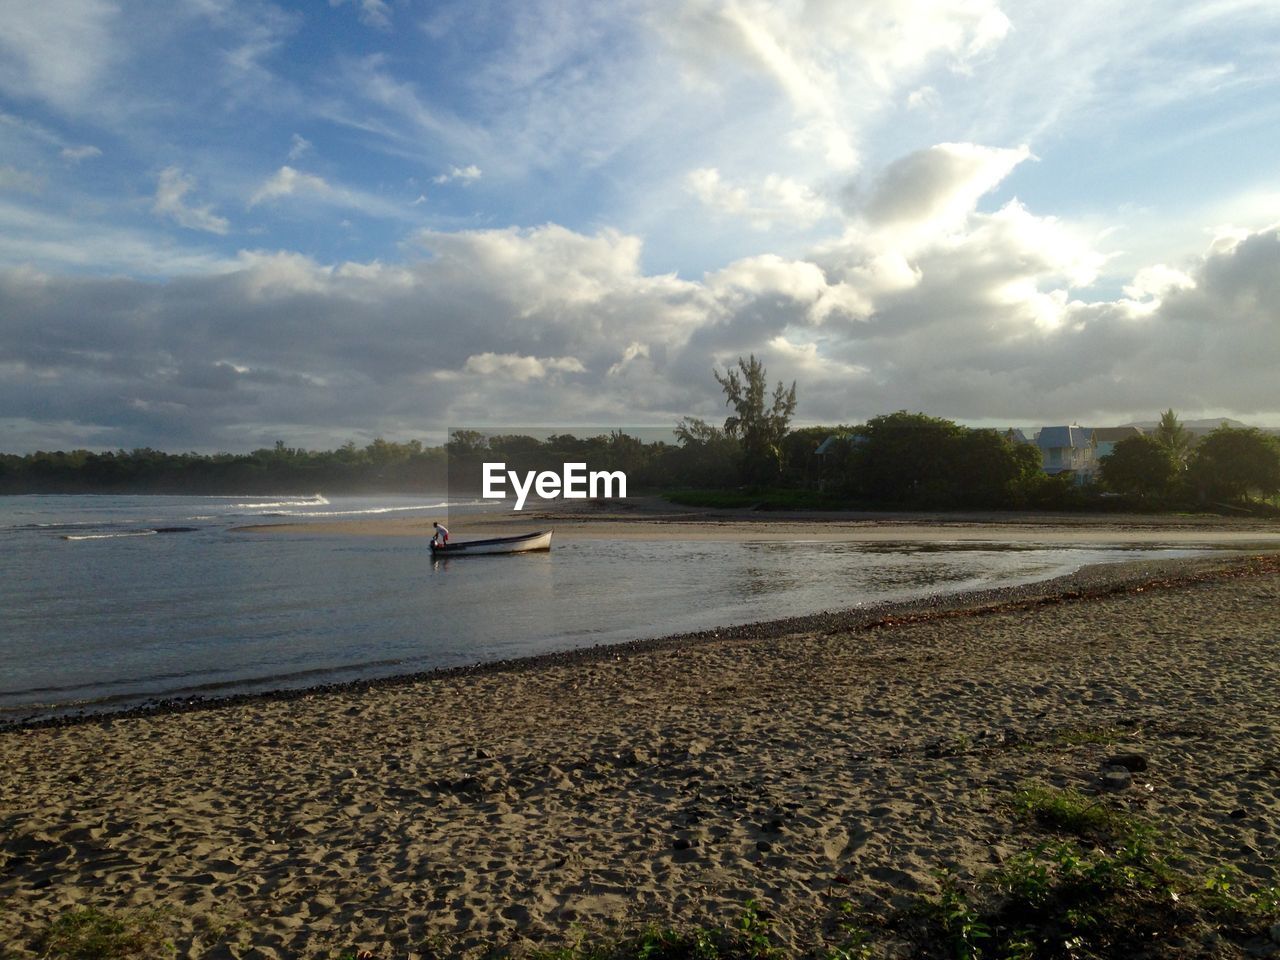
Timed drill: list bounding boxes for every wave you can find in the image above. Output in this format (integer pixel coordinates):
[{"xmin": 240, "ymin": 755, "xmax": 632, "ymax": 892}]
[
  {"xmin": 230, "ymin": 494, "xmax": 330, "ymax": 509},
  {"xmin": 265, "ymin": 502, "xmax": 451, "ymax": 518},
  {"xmin": 63, "ymin": 531, "xmax": 158, "ymax": 541}
]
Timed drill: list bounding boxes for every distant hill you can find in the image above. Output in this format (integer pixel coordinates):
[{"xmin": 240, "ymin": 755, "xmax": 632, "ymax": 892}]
[
  {"xmin": 1120, "ymin": 418, "xmax": 1280, "ymax": 438},
  {"xmin": 1123, "ymin": 417, "xmax": 1244, "ymax": 430}
]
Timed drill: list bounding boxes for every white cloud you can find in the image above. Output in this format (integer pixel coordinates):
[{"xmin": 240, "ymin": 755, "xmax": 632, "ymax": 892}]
[
  {"xmin": 461, "ymin": 352, "xmax": 586, "ymax": 381},
  {"xmin": 60, "ymin": 145, "xmax": 102, "ymax": 163},
  {"xmin": 658, "ymin": 0, "xmax": 1013, "ymax": 172},
  {"xmin": 330, "ymin": 0, "xmax": 391, "ymax": 29},
  {"xmin": 152, "ymin": 166, "xmax": 231, "ymax": 235},
  {"xmin": 432, "ymin": 164, "xmax": 482, "ymax": 185},
  {"xmin": 0, "ymin": 198, "xmax": 235, "ymax": 275},
  {"xmin": 1123, "ymin": 263, "xmax": 1197, "ymax": 303},
  {"xmin": 687, "ymin": 168, "xmax": 829, "ymax": 230},
  {"xmin": 686, "ymin": 168, "xmax": 748, "ymax": 214},
  {"xmin": 906, "ymin": 85, "xmax": 940, "ymax": 111},
  {"xmin": 287, "ymin": 134, "xmax": 312, "ymax": 160},
  {"xmin": 0, "ymin": 166, "xmax": 44, "ymax": 194},
  {"xmin": 249, "ymin": 165, "xmax": 333, "ymax": 206},
  {"xmin": 0, "ymin": 0, "xmax": 119, "ymax": 115},
  {"xmin": 861, "ymin": 143, "xmax": 1032, "ymax": 233},
  {"xmin": 607, "ymin": 341, "xmax": 650, "ymax": 377},
  {"xmin": 248, "ymin": 165, "xmax": 410, "ymax": 219}
]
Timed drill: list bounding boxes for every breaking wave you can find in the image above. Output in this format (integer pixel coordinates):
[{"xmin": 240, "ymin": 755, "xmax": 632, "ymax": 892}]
[
  {"xmin": 63, "ymin": 531, "xmax": 158, "ymax": 541},
  {"xmin": 267, "ymin": 502, "xmax": 451, "ymax": 517},
  {"xmin": 231, "ymin": 494, "xmax": 330, "ymax": 509}
]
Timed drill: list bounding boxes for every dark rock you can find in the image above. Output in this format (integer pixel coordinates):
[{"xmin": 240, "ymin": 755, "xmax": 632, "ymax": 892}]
[
  {"xmin": 1229, "ymin": 808, "xmax": 1247, "ymax": 820},
  {"xmin": 756, "ymin": 840, "xmax": 773, "ymax": 852},
  {"xmin": 1102, "ymin": 752, "xmax": 1149, "ymax": 772}
]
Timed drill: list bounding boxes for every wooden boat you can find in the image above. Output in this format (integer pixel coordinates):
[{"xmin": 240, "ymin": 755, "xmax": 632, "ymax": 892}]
[{"xmin": 430, "ymin": 530, "xmax": 552, "ymax": 556}]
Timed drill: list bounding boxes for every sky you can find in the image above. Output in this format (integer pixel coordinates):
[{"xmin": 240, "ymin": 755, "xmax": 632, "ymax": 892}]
[{"xmin": 1, "ymin": 0, "xmax": 1279, "ymax": 452}]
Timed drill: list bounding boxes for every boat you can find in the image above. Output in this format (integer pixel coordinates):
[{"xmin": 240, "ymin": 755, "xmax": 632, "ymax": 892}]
[{"xmin": 430, "ymin": 530, "xmax": 553, "ymax": 556}]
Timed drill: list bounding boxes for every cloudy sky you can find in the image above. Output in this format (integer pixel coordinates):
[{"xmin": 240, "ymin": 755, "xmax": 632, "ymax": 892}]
[{"xmin": 2, "ymin": 0, "xmax": 1279, "ymax": 452}]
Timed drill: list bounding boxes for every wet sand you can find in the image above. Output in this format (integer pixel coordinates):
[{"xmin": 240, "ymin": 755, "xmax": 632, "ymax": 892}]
[
  {"xmin": 235, "ymin": 497, "xmax": 1280, "ymax": 548},
  {"xmin": 2, "ymin": 553, "xmax": 1279, "ymax": 957}
]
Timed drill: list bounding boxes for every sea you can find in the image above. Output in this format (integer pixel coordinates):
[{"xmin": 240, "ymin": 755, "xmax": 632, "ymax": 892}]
[{"xmin": 0, "ymin": 493, "xmax": 1211, "ymax": 722}]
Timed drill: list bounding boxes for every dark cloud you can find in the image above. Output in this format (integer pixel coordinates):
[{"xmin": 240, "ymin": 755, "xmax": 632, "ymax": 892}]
[{"xmin": 2, "ymin": 215, "xmax": 1278, "ymax": 451}]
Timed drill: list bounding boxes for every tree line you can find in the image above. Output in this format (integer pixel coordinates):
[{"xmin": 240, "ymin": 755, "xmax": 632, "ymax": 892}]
[
  {"xmin": 1098, "ymin": 410, "xmax": 1280, "ymax": 507},
  {"xmin": 3, "ymin": 357, "xmax": 1278, "ymax": 512}
]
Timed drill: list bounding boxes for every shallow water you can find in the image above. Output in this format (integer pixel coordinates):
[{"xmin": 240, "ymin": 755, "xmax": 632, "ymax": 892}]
[{"xmin": 0, "ymin": 494, "xmax": 1209, "ymax": 719}]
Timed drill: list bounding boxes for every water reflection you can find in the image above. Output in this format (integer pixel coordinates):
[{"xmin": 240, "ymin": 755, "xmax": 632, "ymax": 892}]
[{"xmin": 1, "ymin": 496, "xmax": 1214, "ymax": 717}]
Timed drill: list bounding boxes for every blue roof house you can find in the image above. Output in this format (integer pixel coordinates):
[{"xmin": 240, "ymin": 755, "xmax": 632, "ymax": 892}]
[{"xmin": 1036, "ymin": 425, "xmax": 1097, "ymax": 478}]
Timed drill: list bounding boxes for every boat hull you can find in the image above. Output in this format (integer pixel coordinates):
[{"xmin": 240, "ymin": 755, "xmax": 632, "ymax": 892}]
[{"xmin": 430, "ymin": 530, "xmax": 553, "ymax": 556}]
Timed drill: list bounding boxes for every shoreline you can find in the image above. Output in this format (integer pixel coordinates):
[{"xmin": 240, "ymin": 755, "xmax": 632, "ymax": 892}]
[
  {"xmin": 233, "ymin": 497, "xmax": 1280, "ymax": 546},
  {"xmin": 3, "ymin": 552, "xmax": 1279, "ymax": 956},
  {"xmin": 1, "ymin": 550, "xmax": 1270, "ymax": 734}
]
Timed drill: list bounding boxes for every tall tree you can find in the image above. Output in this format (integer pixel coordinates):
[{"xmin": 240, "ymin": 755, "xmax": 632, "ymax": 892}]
[
  {"xmin": 851, "ymin": 411, "xmax": 960, "ymax": 506},
  {"xmin": 1099, "ymin": 434, "xmax": 1175, "ymax": 498},
  {"xmin": 713, "ymin": 355, "xmax": 797, "ymax": 485},
  {"xmin": 1153, "ymin": 409, "xmax": 1192, "ymax": 466},
  {"xmin": 672, "ymin": 417, "xmax": 739, "ymax": 487},
  {"xmin": 1187, "ymin": 425, "xmax": 1280, "ymax": 502}
]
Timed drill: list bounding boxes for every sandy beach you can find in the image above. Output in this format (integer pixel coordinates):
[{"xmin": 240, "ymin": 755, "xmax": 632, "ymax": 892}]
[{"xmin": 3, "ymin": 545, "xmax": 1279, "ymax": 957}]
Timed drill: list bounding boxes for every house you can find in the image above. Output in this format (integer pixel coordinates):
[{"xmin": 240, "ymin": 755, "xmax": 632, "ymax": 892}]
[
  {"xmin": 1002, "ymin": 428, "xmax": 1033, "ymax": 446},
  {"xmin": 1089, "ymin": 425, "xmax": 1144, "ymax": 461},
  {"xmin": 814, "ymin": 433, "xmax": 864, "ymax": 456},
  {"xmin": 1035, "ymin": 425, "xmax": 1097, "ymax": 478},
  {"xmin": 813, "ymin": 433, "xmax": 866, "ymax": 489}
]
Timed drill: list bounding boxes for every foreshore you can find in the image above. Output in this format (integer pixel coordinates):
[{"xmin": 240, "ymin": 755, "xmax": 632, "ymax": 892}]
[
  {"xmin": 235, "ymin": 497, "xmax": 1280, "ymax": 547},
  {"xmin": 3, "ymin": 550, "xmax": 1279, "ymax": 957}
]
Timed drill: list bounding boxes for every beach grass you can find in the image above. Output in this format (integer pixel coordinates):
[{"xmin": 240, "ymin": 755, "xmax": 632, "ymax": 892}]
[
  {"xmin": 910, "ymin": 785, "xmax": 1280, "ymax": 959},
  {"xmin": 1007, "ymin": 785, "xmax": 1132, "ymax": 840},
  {"xmin": 38, "ymin": 907, "xmax": 175, "ymax": 960},
  {"xmin": 522, "ymin": 902, "xmax": 783, "ymax": 959}
]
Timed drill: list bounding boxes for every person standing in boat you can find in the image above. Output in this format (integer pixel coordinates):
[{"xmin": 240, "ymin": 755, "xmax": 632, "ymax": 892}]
[{"xmin": 431, "ymin": 521, "xmax": 450, "ymax": 548}]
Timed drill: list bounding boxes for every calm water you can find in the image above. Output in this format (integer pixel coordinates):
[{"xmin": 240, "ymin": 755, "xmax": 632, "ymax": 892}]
[{"xmin": 0, "ymin": 494, "xmax": 1208, "ymax": 720}]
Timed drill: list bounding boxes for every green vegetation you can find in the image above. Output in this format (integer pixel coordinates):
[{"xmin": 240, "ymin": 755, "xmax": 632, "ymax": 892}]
[
  {"xmin": 523, "ymin": 902, "xmax": 783, "ymax": 959},
  {"xmin": 1099, "ymin": 410, "xmax": 1280, "ymax": 510},
  {"xmin": 1008, "ymin": 786, "xmax": 1131, "ymax": 840},
  {"xmin": 1186, "ymin": 424, "xmax": 1280, "ymax": 502},
  {"xmin": 1154, "ymin": 408, "xmax": 1192, "ymax": 467},
  {"xmin": 39, "ymin": 907, "xmax": 174, "ymax": 960},
  {"xmin": 1097, "ymin": 434, "xmax": 1175, "ymax": 498},
  {"xmin": 714, "ymin": 354, "xmax": 798, "ymax": 486},
  {"xmin": 1043, "ymin": 726, "xmax": 1122, "ymax": 748},
  {"xmin": 5, "ymin": 363, "xmax": 1279, "ymax": 515},
  {"xmin": 0, "ymin": 438, "xmax": 448, "ymax": 494},
  {"xmin": 837, "ymin": 412, "xmax": 1045, "ymax": 509},
  {"xmin": 910, "ymin": 785, "xmax": 1280, "ymax": 959}
]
